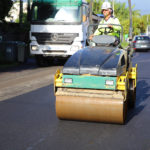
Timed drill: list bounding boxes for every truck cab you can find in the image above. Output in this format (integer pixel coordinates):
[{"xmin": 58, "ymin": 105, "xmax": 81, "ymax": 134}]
[{"xmin": 30, "ymin": 0, "xmax": 99, "ymax": 66}]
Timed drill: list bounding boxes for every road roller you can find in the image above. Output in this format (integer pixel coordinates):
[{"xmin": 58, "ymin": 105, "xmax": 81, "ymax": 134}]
[{"xmin": 54, "ymin": 24, "xmax": 137, "ymax": 124}]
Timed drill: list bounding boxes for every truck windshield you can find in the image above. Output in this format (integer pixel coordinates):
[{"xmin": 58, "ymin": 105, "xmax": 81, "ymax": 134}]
[{"xmin": 31, "ymin": 3, "xmax": 81, "ymax": 23}]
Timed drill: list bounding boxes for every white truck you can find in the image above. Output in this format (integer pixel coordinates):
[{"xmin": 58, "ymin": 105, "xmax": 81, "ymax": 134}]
[{"xmin": 30, "ymin": 0, "xmax": 99, "ymax": 66}]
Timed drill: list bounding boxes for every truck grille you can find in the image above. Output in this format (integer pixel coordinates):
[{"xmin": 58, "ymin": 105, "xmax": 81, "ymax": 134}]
[{"xmin": 32, "ymin": 33, "xmax": 79, "ymax": 45}]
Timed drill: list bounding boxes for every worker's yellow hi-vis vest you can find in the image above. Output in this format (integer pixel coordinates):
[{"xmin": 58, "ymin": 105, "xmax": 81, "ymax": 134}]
[{"xmin": 94, "ymin": 17, "xmax": 121, "ymax": 38}]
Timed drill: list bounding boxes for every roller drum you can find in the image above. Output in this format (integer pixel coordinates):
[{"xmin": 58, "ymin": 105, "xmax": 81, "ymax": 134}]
[{"xmin": 56, "ymin": 95, "xmax": 127, "ymax": 124}]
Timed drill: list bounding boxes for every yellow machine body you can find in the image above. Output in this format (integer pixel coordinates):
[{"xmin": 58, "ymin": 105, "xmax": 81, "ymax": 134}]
[{"xmin": 54, "ymin": 65, "xmax": 137, "ymax": 124}]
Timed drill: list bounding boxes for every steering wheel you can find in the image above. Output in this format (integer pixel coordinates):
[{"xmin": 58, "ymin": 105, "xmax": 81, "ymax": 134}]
[{"xmin": 98, "ymin": 26, "xmax": 114, "ymax": 35}]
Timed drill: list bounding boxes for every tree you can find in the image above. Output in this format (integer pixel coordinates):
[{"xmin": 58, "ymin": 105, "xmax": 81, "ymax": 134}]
[
  {"xmin": 86, "ymin": 0, "xmax": 104, "ymax": 14},
  {"xmin": 113, "ymin": 0, "xmax": 146, "ymax": 36},
  {"xmin": 0, "ymin": 0, "xmax": 13, "ymax": 21},
  {"xmin": 19, "ymin": 0, "xmax": 23, "ymax": 24}
]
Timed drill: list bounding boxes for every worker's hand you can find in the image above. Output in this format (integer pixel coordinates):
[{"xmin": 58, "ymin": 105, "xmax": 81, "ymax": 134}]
[
  {"xmin": 108, "ymin": 24, "xmax": 113, "ymax": 28},
  {"xmin": 89, "ymin": 34, "xmax": 94, "ymax": 40}
]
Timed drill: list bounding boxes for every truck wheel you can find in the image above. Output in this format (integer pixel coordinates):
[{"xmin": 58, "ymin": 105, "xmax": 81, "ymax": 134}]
[{"xmin": 35, "ymin": 55, "xmax": 48, "ymax": 67}]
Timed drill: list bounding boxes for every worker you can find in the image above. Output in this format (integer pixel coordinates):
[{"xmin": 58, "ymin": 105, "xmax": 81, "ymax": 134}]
[{"xmin": 89, "ymin": 1, "xmax": 121, "ymax": 44}]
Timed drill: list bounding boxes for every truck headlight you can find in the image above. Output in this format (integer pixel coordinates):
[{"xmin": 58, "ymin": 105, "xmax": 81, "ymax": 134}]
[
  {"xmin": 105, "ymin": 80, "xmax": 114, "ymax": 86},
  {"xmin": 64, "ymin": 78, "xmax": 73, "ymax": 83},
  {"xmin": 31, "ymin": 45, "xmax": 38, "ymax": 51},
  {"xmin": 70, "ymin": 45, "xmax": 79, "ymax": 51}
]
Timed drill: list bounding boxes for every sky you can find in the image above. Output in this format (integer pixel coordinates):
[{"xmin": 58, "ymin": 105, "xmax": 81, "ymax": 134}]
[{"xmin": 116, "ymin": 0, "xmax": 150, "ymax": 15}]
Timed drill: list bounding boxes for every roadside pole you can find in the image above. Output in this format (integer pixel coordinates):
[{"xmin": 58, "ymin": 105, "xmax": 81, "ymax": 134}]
[{"xmin": 128, "ymin": 0, "xmax": 132, "ymax": 40}]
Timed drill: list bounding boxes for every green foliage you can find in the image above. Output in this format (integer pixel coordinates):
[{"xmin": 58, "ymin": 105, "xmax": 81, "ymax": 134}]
[
  {"xmin": 0, "ymin": 0, "xmax": 13, "ymax": 21},
  {"xmin": 16, "ymin": 13, "xmax": 28, "ymax": 23},
  {"xmin": 92, "ymin": 0, "xmax": 105, "ymax": 14},
  {"xmin": 86, "ymin": 0, "xmax": 104, "ymax": 14}
]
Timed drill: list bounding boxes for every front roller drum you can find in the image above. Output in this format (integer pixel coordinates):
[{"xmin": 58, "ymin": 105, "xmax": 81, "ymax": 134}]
[{"xmin": 56, "ymin": 95, "xmax": 127, "ymax": 124}]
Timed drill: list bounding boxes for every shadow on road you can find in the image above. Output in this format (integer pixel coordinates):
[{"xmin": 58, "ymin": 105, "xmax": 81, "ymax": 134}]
[
  {"xmin": 126, "ymin": 79, "xmax": 150, "ymax": 123},
  {"xmin": 0, "ymin": 57, "xmax": 66, "ymax": 73}
]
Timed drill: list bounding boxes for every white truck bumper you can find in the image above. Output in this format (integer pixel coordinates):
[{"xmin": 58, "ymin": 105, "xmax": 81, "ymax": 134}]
[{"xmin": 30, "ymin": 42, "xmax": 83, "ymax": 57}]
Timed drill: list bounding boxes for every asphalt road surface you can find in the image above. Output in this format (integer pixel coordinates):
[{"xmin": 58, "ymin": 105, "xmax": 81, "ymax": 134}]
[{"xmin": 0, "ymin": 52, "xmax": 150, "ymax": 150}]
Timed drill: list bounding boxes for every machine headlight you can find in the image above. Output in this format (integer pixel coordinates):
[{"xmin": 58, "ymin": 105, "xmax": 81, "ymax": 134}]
[
  {"xmin": 105, "ymin": 80, "xmax": 114, "ymax": 86},
  {"xmin": 64, "ymin": 78, "xmax": 73, "ymax": 83},
  {"xmin": 31, "ymin": 45, "xmax": 38, "ymax": 51},
  {"xmin": 70, "ymin": 45, "xmax": 79, "ymax": 51}
]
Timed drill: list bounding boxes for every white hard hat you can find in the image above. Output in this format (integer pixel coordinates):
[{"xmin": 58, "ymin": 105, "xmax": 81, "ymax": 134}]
[{"xmin": 101, "ymin": 2, "xmax": 112, "ymax": 10}]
